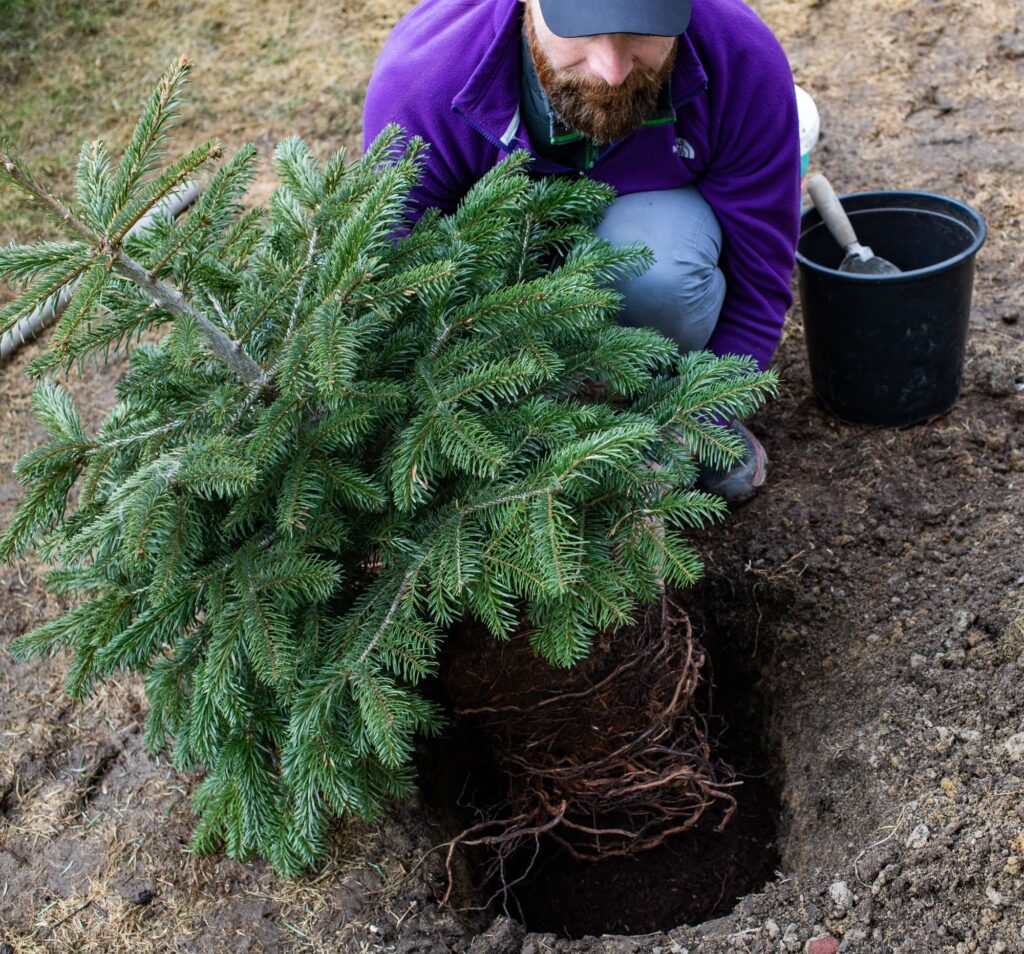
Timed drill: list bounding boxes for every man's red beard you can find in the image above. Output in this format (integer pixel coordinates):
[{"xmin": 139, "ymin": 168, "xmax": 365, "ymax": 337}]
[{"xmin": 524, "ymin": 4, "xmax": 678, "ymax": 146}]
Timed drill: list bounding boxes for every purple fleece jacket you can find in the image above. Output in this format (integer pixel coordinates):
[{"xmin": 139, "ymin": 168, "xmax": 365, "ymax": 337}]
[{"xmin": 362, "ymin": 0, "xmax": 800, "ymax": 370}]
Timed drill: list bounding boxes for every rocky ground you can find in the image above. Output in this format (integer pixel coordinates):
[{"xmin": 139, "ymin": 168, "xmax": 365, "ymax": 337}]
[{"xmin": 2, "ymin": 0, "xmax": 1023, "ymax": 951}]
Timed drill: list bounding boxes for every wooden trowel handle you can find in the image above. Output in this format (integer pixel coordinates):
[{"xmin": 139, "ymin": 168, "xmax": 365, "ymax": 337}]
[{"xmin": 807, "ymin": 174, "xmax": 859, "ymax": 251}]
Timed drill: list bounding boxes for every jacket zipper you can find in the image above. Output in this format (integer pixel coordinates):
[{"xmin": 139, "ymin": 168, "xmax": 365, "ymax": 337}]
[
  {"xmin": 673, "ymin": 81, "xmax": 709, "ymax": 111},
  {"xmin": 452, "ymin": 105, "xmax": 509, "ymax": 151}
]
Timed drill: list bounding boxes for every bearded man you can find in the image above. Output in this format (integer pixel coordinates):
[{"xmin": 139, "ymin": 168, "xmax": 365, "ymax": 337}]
[{"xmin": 363, "ymin": 0, "xmax": 800, "ymax": 502}]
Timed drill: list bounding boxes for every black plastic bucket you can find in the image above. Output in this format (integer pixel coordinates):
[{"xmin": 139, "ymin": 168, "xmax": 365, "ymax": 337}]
[{"xmin": 796, "ymin": 191, "xmax": 986, "ymax": 427}]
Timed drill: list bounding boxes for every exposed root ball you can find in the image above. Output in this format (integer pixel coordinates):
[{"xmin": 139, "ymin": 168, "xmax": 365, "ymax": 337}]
[{"xmin": 440, "ymin": 596, "xmax": 737, "ymax": 906}]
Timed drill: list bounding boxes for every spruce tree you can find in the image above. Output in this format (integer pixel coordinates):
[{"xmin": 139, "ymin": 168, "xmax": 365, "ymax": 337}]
[{"xmin": 0, "ymin": 60, "xmax": 776, "ymax": 875}]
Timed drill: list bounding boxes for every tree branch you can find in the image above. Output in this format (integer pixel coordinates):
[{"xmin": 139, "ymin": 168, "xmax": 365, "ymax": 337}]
[
  {"xmin": 114, "ymin": 254, "xmax": 266, "ymax": 385},
  {"xmin": 0, "ymin": 151, "xmax": 267, "ymax": 387},
  {"xmin": 1, "ymin": 155, "xmax": 95, "ymax": 245}
]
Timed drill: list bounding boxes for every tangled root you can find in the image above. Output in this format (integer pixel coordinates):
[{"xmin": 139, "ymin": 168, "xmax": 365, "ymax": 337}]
[{"xmin": 440, "ymin": 595, "xmax": 737, "ymax": 908}]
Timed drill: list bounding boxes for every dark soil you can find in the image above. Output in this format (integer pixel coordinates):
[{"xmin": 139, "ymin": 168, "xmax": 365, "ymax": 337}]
[
  {"xmin": 419, "ymin": 610, "xmax": 780, "ymax": 939},
  {"xmin": 506, "ymin": 775, "xmax": 778, "ymax": 939},
  {"xmin": 499, "ymin": 640, "xmax": 781, "ymax": 939},
  {"xmin": 3, "ymin": 0, "xmax": 1024, "ymax": 950}
]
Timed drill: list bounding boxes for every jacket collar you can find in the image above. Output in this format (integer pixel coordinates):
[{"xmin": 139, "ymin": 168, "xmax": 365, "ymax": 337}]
[{"xmin": 451, "ymin": 0, "xmax": 709, "ymax": 151}]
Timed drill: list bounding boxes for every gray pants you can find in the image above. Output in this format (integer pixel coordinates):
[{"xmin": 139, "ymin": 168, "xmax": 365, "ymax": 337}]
[{"xmin": 594, "ymin": 187, "xmax": 725, "ymax": 353}]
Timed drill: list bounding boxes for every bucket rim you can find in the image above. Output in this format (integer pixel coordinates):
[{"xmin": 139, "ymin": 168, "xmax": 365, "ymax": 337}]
[{"xmin": 796, "ymin": 189, "xmax": 987, "ymax": 282}]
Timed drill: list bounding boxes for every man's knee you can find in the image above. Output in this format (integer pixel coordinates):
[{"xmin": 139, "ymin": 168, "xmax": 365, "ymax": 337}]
[{"xmin": 594, "ymin": 187, "xmax": 726, "ymax": 352}]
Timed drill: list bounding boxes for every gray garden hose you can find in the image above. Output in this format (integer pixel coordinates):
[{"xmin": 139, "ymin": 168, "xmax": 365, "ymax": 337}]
[{"xmin": 0, "ymin": 180, "xmax": 202, "ymax": 363}]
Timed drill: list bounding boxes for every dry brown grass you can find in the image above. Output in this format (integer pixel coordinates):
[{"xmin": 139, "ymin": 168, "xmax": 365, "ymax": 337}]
[
  {"xmin": 1, "ymin": 819, "xmax": 399, "ymax": 953},
  {"xmin": 0, "ymin": 0, "xmax": 416, "ymax": 244}
]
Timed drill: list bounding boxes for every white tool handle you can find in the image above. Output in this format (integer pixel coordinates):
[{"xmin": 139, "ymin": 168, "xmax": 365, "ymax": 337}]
[{"xmin": 807, "ymin": 174, "xmax": 860, "ymax": 252}]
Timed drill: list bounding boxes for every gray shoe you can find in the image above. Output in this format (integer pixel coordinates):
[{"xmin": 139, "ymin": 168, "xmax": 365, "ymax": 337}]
[{"xmin": 696, "ymin": 420, "xmax": 767, "ymax": 504}]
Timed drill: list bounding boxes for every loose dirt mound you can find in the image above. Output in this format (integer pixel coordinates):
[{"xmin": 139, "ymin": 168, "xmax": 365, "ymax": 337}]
[{"xmin": 2, "ymin": 0, "xmax": 1024, "ymax": 950}]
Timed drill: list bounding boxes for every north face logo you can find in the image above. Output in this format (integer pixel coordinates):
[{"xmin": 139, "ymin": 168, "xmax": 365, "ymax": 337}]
[{"xmin": 675, "ymin": 137, "xmax": 695, "ymax": 160}]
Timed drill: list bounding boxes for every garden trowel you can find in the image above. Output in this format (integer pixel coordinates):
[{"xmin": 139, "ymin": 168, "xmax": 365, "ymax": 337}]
[{"xmin": 806, "ymin": 174, "xmax": 900, "ymax": 275}]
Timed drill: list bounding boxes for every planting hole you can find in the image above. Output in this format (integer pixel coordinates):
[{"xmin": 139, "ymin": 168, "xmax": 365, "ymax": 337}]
[{"xmin": 418, "ymin": 600, "xmax": 781, "ymax": 939}]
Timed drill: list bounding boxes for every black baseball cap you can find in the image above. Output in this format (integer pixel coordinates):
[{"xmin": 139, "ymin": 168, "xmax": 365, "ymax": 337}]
[{"xmin": 537, "ymin": 0, "xmax": 692, "ymax": 38}]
